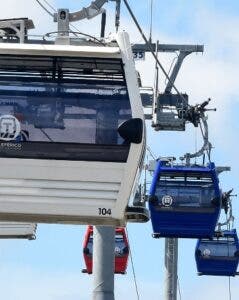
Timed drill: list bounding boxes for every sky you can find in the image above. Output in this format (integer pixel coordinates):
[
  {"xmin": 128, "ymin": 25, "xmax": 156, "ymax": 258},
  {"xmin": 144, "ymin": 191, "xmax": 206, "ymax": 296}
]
[{"xmin": 0, "ymin": 0, "xmax": 239, "ymax": 299}]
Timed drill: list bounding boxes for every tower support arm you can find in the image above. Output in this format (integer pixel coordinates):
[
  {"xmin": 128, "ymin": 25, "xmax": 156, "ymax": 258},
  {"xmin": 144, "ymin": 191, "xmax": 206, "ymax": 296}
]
[
  {"xmin": 165, "ymin": 51, "xmax": 190, "ymax": 93},
  {"xmin": 69, "ymin": 0, "xmax": 108, "ymax": 22},
  {"xmin": 132, "ymin": 44, "xmax": 204, "ymax": 53}
]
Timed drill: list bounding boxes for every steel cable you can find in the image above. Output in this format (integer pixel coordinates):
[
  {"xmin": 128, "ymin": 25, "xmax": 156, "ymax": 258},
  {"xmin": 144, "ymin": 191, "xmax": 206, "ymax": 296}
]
[
  {"xmin": 126, "ymin": 227, "xmax": 140, "ymax": 300},
  {"xmin": 35, "ymin": 0, "xmax": 54, "ymax": 17}
]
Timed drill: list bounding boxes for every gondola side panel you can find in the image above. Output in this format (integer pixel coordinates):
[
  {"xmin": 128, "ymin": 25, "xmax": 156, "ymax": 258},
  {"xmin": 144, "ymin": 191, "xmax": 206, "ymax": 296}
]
[{"xmin": 114, "ymin": 32, "xmax": 146, "ymax": 218}]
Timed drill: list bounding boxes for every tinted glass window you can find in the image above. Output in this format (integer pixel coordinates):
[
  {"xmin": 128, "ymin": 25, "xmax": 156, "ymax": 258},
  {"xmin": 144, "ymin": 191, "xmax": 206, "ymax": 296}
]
[
  {"xmin": 86, "ymin": 233, "xmax": 127, "ymax": 257},
  {"xmin": 115, "ymin": 234, "xmax": 127, "ymax": 257},
  {"xmin": 156, "ymin": 174, "xmax": 215, "ymax": 208},
  {"xmin": 0, "ymin": 84, "xmax": 131, "ymax": 144},
  {"xmin": 0, "ymin": 55, "xmax": 132, "ymax": 161},
  {"xmin": 199, "ymin": 238, "xmax": 236, "ymax": 257}
]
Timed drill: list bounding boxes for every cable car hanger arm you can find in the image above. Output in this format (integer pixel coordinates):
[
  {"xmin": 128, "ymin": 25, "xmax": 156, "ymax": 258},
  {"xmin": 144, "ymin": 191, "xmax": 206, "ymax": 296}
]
[
  {"xmin": 55, "ymin": 0, "xmax": 119, "ymax": 22},
  {"xmin": 67, "ymin": 0, "xmax": 108, "ymax": 22},
  {"xmin": 180, "ymin": 98, "xmax": 216, "ymax": 164}
]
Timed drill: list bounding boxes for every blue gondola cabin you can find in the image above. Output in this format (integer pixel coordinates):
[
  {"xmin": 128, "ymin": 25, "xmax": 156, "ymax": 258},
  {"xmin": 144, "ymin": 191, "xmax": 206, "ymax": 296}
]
[
  {"xmin": 195, "ymin": 229, "xmax": 239, "ymax": 276},
  {"xmin": 149, "ymin": 160, "xmax": 221, "ymax": 238}
]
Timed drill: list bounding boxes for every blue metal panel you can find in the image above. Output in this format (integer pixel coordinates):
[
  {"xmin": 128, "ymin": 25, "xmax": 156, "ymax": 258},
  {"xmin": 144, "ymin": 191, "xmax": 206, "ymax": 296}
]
[
  {"xmin": 149, "ymin": 160, "xmax": 221, "ymax": 238},
  {"xmin": 195, "ymin": 230, "xmax": 239, "ymax": 276}
]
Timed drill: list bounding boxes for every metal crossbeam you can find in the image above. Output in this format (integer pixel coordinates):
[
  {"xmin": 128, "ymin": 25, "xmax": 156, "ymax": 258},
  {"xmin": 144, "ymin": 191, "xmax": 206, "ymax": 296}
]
[
  {"xmin": 0, "ymin": 18, "xmax": 34, "ymax": 43},
  {"xmin": 132, "ymin": 43, "xmax": 204, "ymax": 53}
]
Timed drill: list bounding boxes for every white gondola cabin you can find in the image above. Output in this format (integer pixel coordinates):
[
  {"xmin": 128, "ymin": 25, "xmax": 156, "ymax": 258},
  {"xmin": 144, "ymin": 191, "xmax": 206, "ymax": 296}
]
[
  {"xmin": 0, "ymin": 32, "xmax": 145, "ymax": 225},
  {"xmin": 0, "ymin": 222, "xmax": 37, "ymax": 239}
]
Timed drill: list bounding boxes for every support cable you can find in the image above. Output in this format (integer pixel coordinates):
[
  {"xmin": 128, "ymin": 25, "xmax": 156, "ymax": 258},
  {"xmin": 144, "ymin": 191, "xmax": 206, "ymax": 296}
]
[
  {"xmin": 42, "ymin": 0, "xmax": 57, "ymax": 12},
  {"xmin": 35, "ymin": 0, "xmax": 54, "ymax": 17},
  {"xmin": 146, "ymin": 146, "xmax": 157, "ymax": 160},
  {"xmin": 164, "ymin": 53, "xmax": 179, "ymax": 86},
  {"xmin": 180, "ymin": 98, "xmax": 216, "ymax": 164},
  {"xmin": 126, "ymin": 227, "xmax": 140, "ymax": 300},
  {"xmin": 199, "ymin": 118, "xmax": 211, "ymax": 163},
  {"xmin": 149, "ymin": 0, "xmax": 153, "ymax": 42},
  {"xmin": 35, "ymin": 0, "xmax": 101, "ymax": 40},
  {"xmin": 177, "ymin": 277, "xmax": 182, "ymax": 300},
  {"xmin": 44, "ymin": 30, "xmax": 105, "ymax": 44},
  {"xmin": 181, "ymin": 113, "xmax": 211, "ymax": 165},
  {"xmin": 122, "ymin": 0, "xmax": 189, "ymax": 108}
]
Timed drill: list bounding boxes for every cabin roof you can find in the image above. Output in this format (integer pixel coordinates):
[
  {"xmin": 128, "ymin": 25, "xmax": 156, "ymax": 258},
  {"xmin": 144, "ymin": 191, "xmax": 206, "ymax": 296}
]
[{"xmin": 0, "ymin": 43, "xmax": 121, "ymax": 58}]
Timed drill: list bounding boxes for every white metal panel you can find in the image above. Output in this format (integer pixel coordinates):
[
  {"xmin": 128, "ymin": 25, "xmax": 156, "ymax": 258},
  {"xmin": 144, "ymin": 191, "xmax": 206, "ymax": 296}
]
[
  {"xmin": 114, "ymin": 32, "xmax": 145, "ymax": 219},
  {"xmin": 0, "ymin": 43, "xmax": 121, "ymax": 58},
  {"xmin": 0, "ymin": 158, "xmax": 124, "ymax": 182},
  {"xmin": 0, "ymin": 222, "xmax": 37, "ymax": 239},
  {"xmin": 0, "ymin": 159, "xmax": 124, "ymax": 224},
  {"xmin": 0, "ymin": 179, "xmax": 120, "ymax": 191}
]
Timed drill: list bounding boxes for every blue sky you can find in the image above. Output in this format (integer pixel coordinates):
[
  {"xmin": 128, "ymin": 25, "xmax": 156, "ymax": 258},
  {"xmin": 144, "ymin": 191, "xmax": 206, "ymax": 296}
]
[{"xmin": 0, "ymin": 1, "xmax": 239, "ymax": 299}]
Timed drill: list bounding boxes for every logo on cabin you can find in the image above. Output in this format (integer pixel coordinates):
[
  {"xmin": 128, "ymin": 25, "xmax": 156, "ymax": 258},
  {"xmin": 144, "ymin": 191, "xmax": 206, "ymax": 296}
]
[
  {"xmin": 0, "ymin": 115, "xmax": 21, "ymax": 141},
  {"xmin": 202, "ymin": 249, "xmax": 211, "ymax": 257},
  {"xmin": 115, "ymin": 246, "xmax": 122, "ymax": 255},
  {"xmin": 162, "ymin": 195, "xmax": 173, "ymax": 207}
]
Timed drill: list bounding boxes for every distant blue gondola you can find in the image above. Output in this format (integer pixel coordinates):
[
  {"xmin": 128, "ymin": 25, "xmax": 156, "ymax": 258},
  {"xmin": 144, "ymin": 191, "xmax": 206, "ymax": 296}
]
[
  {"xmin": 195, "ymin": 229, "xmax": 239, "ymax": 276},
  {"xmin": 149, "ymin": 160, "xmax": 221, "ymax": 238}
]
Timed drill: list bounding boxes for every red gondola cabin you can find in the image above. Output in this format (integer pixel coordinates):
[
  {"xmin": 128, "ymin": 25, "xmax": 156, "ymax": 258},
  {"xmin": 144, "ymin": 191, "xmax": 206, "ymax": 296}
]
[{"xmin": 82, "ymin": 226, "xmax": 129, "ymax": 274}]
